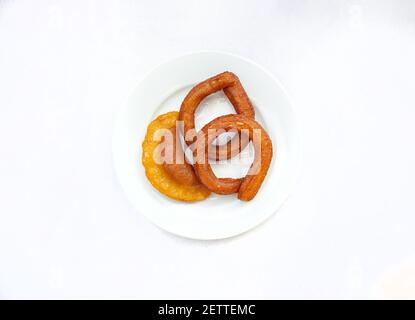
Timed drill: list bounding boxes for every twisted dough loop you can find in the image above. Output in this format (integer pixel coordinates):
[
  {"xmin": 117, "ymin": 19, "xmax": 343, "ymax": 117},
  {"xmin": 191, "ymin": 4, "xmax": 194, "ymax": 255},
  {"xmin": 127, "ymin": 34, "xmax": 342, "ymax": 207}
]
[
  {"xmin": 193, "ymin": 114, "xmax": 273, "ymax": 201},
  {"xmin": 162, "ymin": 125, "xmax": 200, "ymax": 186},
  {"xmin": 179, "ymin": 71, "xmax": 255, "ymax": 160}
]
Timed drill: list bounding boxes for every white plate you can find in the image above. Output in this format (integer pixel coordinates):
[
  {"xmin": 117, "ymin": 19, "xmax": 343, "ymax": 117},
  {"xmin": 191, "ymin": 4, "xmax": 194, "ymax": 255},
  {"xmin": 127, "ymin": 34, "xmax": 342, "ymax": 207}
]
[{"xmin": 113, "ymin": 52, "xmax": 301, "ymax": 240}]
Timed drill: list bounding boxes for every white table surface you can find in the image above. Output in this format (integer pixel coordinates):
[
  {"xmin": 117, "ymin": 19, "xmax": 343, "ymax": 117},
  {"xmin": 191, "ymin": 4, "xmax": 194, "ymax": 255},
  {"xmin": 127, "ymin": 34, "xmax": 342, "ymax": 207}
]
[{"xmin": 1, "ymin": 0, "xmax": 415, "ymax": 299}]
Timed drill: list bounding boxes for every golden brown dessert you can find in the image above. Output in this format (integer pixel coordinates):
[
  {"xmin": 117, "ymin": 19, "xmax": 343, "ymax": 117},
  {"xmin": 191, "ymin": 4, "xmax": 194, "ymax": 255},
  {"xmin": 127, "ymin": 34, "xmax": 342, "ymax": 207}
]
[
  {"xmin": 142, "ymin": 72, "xmax": 273, "ymax": 202},
  {"xmin": 142, "ymin": 111, "xmax": 211, "ymax": 202}
]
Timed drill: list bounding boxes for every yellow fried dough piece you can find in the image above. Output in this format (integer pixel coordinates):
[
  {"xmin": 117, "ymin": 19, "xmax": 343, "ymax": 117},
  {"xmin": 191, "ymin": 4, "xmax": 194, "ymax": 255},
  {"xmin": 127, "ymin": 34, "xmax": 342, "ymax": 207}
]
[{"xmin": 142, "ymin": 111, "xmax": 211, "ymax": 202}]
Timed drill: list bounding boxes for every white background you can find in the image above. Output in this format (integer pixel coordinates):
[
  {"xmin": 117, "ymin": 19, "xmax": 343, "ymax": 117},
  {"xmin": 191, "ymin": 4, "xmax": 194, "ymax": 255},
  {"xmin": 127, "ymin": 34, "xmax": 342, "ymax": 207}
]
[{"xmin": 1, "ymin": 0, "xmax": 415, "ymax": 299}]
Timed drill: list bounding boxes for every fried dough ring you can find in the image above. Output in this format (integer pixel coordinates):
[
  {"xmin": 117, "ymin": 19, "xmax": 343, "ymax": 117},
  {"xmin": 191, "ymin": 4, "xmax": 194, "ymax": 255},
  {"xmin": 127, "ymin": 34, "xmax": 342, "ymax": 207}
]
[
  {"xmin": 142, "ymin": 111, "xmax": 210, "ymax": 202},
  {"xmin": 193, "ymin": 114, "xmax": 273, "ymax": 201},
  {"xmin": 179, "ymin": 71, "xmax": 255, "ymax": 160},
  {"xmin": 162, "ymin": 125, "xmax": 200, "ymax": 186}
]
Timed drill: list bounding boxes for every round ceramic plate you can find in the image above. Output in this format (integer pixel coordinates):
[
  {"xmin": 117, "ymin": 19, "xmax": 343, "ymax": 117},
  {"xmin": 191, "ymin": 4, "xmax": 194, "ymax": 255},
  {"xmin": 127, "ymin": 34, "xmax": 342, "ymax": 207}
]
[{"xmin": 113, "ymin": 52, "xmax": 301, "ymax": 240}]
